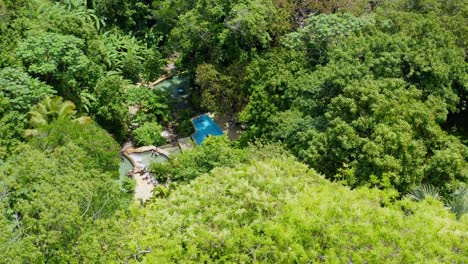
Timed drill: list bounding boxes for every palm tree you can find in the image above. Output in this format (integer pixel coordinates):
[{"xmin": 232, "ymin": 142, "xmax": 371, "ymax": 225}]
[
  {"xmin": 446, "ymin": 186, "xmax": 467, "ymax": 219},
  {"xmin": 28, "ymin": 96, "xmax": 75, "ymax": 126},
  {"xmin": 25, "ymin": 96, "xmax": 91, "ymax": 137},
  {"xmin": 36, "ymin": 0, "xmax": 104, "ymax": 32},
  {"xmin": 408, "ymin": 184, "xmax": 467, "ymax": 219},
  {"xmin": 407, "ymin": 184, "xmax": 440, "ymax": 201}
]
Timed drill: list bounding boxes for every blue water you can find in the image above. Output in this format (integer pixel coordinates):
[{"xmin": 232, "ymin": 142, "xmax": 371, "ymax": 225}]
[{"xmin": 192, "ymin": 115, "xmax": 224, "ymax": 145}]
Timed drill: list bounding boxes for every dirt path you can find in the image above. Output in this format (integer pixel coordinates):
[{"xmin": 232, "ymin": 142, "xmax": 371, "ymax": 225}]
[{"xmin": 128, "ymin": 152, "xmax": 155, "ymax": 202}]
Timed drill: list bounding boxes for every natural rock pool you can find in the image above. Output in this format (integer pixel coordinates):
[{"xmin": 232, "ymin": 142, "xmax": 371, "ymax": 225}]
[{"xmin": 119, "ymin": 152, "xmax": 169, "ymax": 202}]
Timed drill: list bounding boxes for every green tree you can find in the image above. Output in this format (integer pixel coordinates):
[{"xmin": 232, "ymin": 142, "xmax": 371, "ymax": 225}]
[
  {"xmin": 0, "ymin": 143, "xmax": 127, "ymax": 262},
  {"xmin": 283, "ymin": 13, "xmax": 374, "ymax": 63},
  {"xmin": 149, "ymin": 0, "xmax": 197, "ymax": 40},
  {"xmin": 132, "ymin": 122, "xmax": 166, "ymax": 147},
  {"xmin": 35, "ymin": 0, "xmax": 102, "ymax": 40},
  {"xmin": 29, "ymin": 119, "xmax": 121, "ymax": 174},
  {"xmin": 195, "ymin": 63, "xmax": 246, "ymax": 116},
  {"xmin": 0, "ymin": 112, "xmax": 27, "ymax": 160},
  {"xmin": 0, "ymin": 68, "xmax": 56, "ymax": 157},
  {"xmin": 238, "ymin": 48, "xmax": 306, "ymax": 139},
  {"xmin": 98, "ymin": 30, "xmax": 156, "ymax": 82},
  {"xmin": 137, "ymin": 157, "xmax": 468, "ymax": 262},
  {"xmin": 127, "ymin": 87, "xmax": 170, "ymax": 124},
  {"xmin": 95, "ymin": 0, "xmax": 151, "ymax": 33},
  {"xmin": 17, "ymin": 32, "xmax": 102, "ymax": 102},
  {"xmin": 169, "ymin": 0, "xmax": 279, "ymax": 66},
  {"xmin": 25, "ymin": 96, "xmax": 91, "ymax": 137},
  {"xmin": 240, "ymin": 6, "xmax": 468, "ymax": 194},
  {"xmin": 0, "ymin": 67, "xmax": 55, "ymax": 114},
  {"xmin": 89, "ymin": 75, "xmax": 131, "ymax": 140},
  {"xmin": 150, "ymin": 135, "xmax": 247, "ymax": 182}
]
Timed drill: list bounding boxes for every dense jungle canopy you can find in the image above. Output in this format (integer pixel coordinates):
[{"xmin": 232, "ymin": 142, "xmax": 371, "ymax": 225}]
[{"xmin": 0, "ymin": 0, "xmax": 467, "ymax": 262}]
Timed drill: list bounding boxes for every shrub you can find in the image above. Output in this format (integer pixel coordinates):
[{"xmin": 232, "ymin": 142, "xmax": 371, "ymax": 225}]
[
  {"xmin": 133, "ymin": 122, "xmax": 167, "ymax": 146},
  {"xmin": 121, "ymin": 177, "xmax": 136, "ymax": 193},
  {"xmin": 127, "ymin": 88, "xmax": 170, "ymax": 124},
  {"xmin": 149, "ymin": 135, "xmax": 247, "ymax": 182}
]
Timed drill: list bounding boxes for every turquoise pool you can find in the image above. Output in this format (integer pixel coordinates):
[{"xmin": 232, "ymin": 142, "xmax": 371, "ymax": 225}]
[{"xmin": 192, "ymin": 114, "xmax": 224, "ymax": 145}]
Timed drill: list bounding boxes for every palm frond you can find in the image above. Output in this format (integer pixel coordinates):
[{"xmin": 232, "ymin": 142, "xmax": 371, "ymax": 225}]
[
  {"xmin": 446, "ymin": 186, "xmax": 467, "ymax": 219},
  {"xmin": 408, "ymin": 184, "xmax": 440, "ymax": 201},
  {"xmin": 57, "ymin": 100, "xmax": 77, "ymax": 119},
  {"xmin": 27, "ymin": 96, "xmax": 90, "ymax": 128},
  {"xmin": 35, "ymin": 102, "xmax": 49, "ymax": 117},
  {"xmin": 28, "ymin": 111, "xmax": 48, "ymax": 128},
  {"xmin": 72, "ymin": 116, "xmax": 93, "ymax": 125},
  {"xmin": 80, "ymin": 91, "xmax": 97, "ymax": 113},
  {"xmin": 24, "ymin": 129, "xmax": 40, "ymax": 138}
]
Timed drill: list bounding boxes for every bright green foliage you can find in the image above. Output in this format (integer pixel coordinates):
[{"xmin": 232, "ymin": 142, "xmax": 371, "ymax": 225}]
[
  {"xmin": 142, "ymin": 47, "xmax": 164, "ymax": 81},
  {"xmin": 224, "ymin": 0, "xmax": 276, "ymax": 48},
  {"xmin": 170, "ymin": 0, "xmax": 279, "ymax": 65},
  {"xmin": 302, "ymin": 0, "xmax": 372, "ymax": 14},
  {"xmin": 0, "ymin": 0, "xmax": 25, "ymax": 68},
  {"xmin": 27, "ymin": 96, "xmax": 84, "ymax": 127},
  {"xmin": 70, "ymin": 215, "xmax": 134, "ymax": 262},
  {"xmin": 283, "ymin": 13, "xmax": 374, "ymax": 62},
  {"xmin": 0, "ymin": 143, "xmax": 128, "ymax": 262},
  {"xmin": 151, "ymin": 184, "xmax": 173, "ymax": 198},
  {"xmin": 98, "ymin": 30, "xmax": 162, "ymax": 82},
  {"xmin": 150, "ymin": 0, "xmax": 197, "ymax": 39},
  {"xmin": 90, "ymin": 75, "xmax": 131, "ymax": 140},
  {"xmin": 387, "ymin": 0, "xmax": 468, "ymax": 48},
  {"xmin": 1, "ymin": 0, "xmax": 467, "ymax": 261},
  {"xmin": 0, "ymin": 0, "xmax": 164, "ymax": 141},
  {"xmin": 150, "ymin": 135, "xmax": 247, "ymax": 182},
  {"xmin": 137, "ymin": 157, "xmax": 468, "ymax": 262},
  {"xmin": 0, "ymin": 68, "xmax": 55, "ymax": 157},
  {"xmin": 127, "ymin": 87, "xmax": 170, "ymax": 124},
  {"xmin": 17, "ymin": 32, "xmax": 101, "ymax": 101},
  {"xmin": 240, "ymin": 3, "xmax": 468, "ymax": 193},
  {"xmin": 121, "ymin": 177, "xmax": 136, "ymax": 193},
  {"xmin": 33, "ymin": 1, "xmax": 102, "ymax": 39},
  {"xmin": 29, "ymin": 119, "xmax": 121, "ymax": 174},
  {"xmin": 25, "ymin": 96, "xmax": 92, "ymax": 137},
  {"xmin": 132, "ymin": 122, "xmax": 166, "ymax": 147},
  {"xmin": 0, "ymin": 67, "xmax": 55, "ymax": 113},
  {"xmin": 0, "ymin": 112, "xmax": 27, "ymax": 160}
]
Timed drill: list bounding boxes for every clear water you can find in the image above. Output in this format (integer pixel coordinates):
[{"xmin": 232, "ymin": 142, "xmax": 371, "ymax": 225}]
[
  {"xmin": 192, "ymin": 114, "xmax": 224, "ymax": 145},
  {"xmin": 154, "ymin": 75, "xmax": 191, "ymax": 100},
  {"xmin": 130, "ymin": 152, "xmax": 168, "ymax": 168},
  {"xmin": 119, "ymin": 156, "xmax": 133, "ymax": 183},
  {"xmin": 119, "ymin": 152, "xmax": 168, "ymax": 182}
]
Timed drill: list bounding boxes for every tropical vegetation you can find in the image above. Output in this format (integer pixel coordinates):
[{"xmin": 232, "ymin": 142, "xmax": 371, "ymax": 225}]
[{"xmin": 0, "ymin": 0, "xmax": 467, "ymax": 262}]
